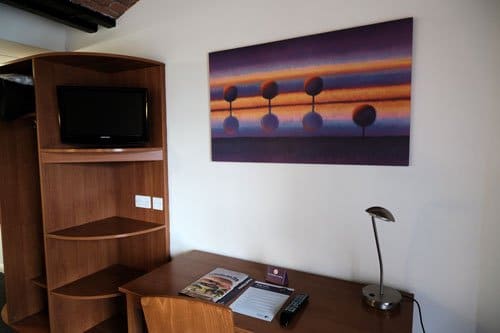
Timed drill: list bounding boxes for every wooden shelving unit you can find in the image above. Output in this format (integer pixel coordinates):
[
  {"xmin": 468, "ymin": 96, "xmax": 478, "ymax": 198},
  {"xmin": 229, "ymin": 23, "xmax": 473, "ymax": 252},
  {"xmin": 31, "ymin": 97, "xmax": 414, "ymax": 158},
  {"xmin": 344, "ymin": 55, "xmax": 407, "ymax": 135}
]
[{"xmin": 0, "ymin": 52, "xmax": 170, "ymax": 332}]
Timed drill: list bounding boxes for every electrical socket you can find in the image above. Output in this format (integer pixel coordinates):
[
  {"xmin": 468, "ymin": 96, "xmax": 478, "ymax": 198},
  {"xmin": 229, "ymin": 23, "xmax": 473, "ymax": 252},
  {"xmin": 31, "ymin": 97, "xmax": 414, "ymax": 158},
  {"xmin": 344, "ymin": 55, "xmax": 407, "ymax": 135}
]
[
  {"xmin": 152, "ymin": 197, "xmax": 163, "ymax": 211},
  {"xmin": 135, "ymin": 195, "xmax": 151, "ymax": 209}
]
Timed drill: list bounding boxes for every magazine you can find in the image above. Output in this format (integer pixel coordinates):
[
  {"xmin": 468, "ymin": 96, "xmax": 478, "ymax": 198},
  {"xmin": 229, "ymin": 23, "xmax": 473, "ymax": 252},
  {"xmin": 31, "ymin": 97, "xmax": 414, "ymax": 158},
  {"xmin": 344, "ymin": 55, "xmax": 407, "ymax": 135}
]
[{"xmin": 179, "ymin": 267, "xmax": 250, "ymax": 303}]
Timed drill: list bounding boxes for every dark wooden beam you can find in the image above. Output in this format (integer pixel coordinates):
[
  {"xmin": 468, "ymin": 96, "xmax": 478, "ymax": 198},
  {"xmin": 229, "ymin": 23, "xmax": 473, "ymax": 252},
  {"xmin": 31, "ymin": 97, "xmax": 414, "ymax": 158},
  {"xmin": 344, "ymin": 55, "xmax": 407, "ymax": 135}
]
[{"xmin": 0, "ymin": 0, "xmax": 116, "ymax": 33}]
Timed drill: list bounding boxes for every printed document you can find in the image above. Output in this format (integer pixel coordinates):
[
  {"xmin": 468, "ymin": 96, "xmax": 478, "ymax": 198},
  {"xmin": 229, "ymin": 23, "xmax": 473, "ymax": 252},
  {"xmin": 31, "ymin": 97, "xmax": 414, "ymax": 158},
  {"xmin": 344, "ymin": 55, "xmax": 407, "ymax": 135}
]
[{"xmin": 230, "ymin": 281, "xmax": 293, "ymax": 322}]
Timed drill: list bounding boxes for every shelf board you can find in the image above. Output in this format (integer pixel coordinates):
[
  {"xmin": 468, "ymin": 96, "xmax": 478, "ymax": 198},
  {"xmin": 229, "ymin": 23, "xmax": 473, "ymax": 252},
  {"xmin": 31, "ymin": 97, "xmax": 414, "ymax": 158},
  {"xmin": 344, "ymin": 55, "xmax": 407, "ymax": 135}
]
[
  {"xmin": 1, "ymin": 306, "xmax": 50, "ymax": 333},
  {"xmin": 31, "ymin": 275, "xmax": 47, "ymax": 289},
  {"xmin": 40, "ymin": 147, "xmax": 164, "ymax": 163},
  {"xmin": 84, "ymin": 314, "xmax": 127, "ymax": 333},
  {"xmin": 51, "ymin": 265, "xmax": 144, "ymax": 300},
  {"xmin": 47, "ymin": 216, "xmax": 165, "ymax": 241}
]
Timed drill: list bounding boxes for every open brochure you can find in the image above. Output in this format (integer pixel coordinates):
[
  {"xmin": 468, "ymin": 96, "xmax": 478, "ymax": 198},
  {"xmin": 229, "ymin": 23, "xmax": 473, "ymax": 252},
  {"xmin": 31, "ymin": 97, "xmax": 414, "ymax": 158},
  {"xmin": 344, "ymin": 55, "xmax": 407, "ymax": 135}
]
[
  {"xmin": 179, "ymin": 267, "xmax": 250, "ymax": 303},
  {"xmin": 230, "ymin": 281, "xmax": 294, "ymax": 322}
]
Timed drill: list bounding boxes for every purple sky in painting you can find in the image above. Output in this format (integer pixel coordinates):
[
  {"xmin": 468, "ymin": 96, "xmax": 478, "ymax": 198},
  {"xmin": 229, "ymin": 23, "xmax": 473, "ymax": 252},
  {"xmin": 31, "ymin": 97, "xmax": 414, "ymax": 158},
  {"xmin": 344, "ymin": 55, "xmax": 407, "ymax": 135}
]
[{"xmin": 209, "ymin": 18, "xmax": 413, "ymax": 78}]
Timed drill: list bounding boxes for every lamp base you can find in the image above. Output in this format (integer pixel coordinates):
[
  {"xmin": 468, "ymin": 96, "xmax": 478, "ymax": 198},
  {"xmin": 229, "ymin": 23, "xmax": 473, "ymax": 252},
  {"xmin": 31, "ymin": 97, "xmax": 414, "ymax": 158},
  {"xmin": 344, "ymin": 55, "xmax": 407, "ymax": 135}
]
[{"xmin": 362, "ymin": 284, "xmax": 402, "ymax": 310}]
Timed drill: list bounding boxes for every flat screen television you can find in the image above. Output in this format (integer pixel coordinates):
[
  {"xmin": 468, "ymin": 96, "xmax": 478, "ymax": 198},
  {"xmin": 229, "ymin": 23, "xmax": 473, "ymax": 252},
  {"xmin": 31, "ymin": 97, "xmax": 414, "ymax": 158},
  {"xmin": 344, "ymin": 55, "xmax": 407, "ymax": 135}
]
[{"xmin": 57, "ymin": 86, "xmax": 149, "ymax": 147}]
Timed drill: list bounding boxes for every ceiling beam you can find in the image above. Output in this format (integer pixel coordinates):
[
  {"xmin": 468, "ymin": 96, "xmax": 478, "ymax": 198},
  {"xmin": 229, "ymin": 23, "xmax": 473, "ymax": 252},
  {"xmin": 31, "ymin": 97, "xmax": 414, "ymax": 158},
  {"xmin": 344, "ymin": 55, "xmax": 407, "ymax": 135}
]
[{"xmin": 0, "ymin": 0, "xmax": 116, "ymax": 33}]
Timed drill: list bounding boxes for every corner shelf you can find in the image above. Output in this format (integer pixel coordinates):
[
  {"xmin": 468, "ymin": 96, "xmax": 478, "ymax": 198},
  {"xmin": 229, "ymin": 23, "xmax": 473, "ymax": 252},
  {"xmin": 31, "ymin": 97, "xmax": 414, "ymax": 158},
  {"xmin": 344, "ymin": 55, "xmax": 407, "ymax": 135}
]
[
  {"xmin": 0, "ymin": 52, "xmax": 169, "ymax": 332},
  {"xmin": 46, "ymin": 216, "xmax": 165, "ymax": 241},
  {"xmin": 40, "ymin": 147, "xmax": 164, "ymax": 164},
  {"xmin": 51, "ymin": 265, "xmax": 144, "ymax": 300}
]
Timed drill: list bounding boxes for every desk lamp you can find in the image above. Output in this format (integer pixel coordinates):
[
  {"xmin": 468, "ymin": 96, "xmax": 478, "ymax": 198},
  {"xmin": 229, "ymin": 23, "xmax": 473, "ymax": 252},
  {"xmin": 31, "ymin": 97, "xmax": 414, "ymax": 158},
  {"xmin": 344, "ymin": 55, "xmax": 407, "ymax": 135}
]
[{"xmin": 362, "ymin": 206, "xmax": 402, "ymax": 310}]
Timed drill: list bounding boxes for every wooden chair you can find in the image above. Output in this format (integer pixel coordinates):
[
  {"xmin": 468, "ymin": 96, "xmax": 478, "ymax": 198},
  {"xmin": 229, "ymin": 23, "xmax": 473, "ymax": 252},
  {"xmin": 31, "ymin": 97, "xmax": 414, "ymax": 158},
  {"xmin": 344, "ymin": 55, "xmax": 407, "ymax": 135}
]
[{"xmin": 141, "ymin": 296, "xmax": 252, "ymax": 333}]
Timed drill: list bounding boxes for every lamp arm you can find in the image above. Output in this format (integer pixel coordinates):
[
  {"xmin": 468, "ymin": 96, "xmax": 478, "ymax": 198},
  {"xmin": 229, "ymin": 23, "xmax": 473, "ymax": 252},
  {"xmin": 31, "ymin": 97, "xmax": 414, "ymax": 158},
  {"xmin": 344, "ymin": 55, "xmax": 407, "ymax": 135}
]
[{"xmin": 371, "ymin": 216, "xmax": 384, "ymax": 296}]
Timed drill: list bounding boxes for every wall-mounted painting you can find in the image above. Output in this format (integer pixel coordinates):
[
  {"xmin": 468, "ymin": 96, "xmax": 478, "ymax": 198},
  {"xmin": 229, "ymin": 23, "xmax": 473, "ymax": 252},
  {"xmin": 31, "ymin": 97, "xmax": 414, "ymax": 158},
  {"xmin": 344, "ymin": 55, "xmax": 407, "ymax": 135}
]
[{"xmin": 209, "ymin": 18, "xmax": 413, "ymax": 166}]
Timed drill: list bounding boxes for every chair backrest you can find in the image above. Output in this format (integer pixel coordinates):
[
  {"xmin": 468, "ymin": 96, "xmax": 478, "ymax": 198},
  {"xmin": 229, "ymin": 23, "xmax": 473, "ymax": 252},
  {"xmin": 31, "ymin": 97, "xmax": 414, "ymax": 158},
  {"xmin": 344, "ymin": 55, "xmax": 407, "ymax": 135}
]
[{"xmin": 141, "ymin": 296, "xmax": 235, "ymax": 333}]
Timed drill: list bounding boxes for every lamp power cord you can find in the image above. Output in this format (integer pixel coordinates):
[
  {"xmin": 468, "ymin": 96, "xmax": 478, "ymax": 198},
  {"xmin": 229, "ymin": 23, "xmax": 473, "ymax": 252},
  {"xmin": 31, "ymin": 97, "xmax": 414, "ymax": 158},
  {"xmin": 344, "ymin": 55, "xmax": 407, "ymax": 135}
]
[{"xmin": 403, "ymin": 295, "xmax": 426, "ymax": 333}]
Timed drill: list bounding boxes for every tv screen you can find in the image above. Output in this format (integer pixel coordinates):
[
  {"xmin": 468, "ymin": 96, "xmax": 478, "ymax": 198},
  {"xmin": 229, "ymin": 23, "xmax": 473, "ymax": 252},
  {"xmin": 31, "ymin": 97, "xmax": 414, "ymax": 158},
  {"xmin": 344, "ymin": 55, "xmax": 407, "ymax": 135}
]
[{"xmin": 57, "ymin": 86, "xmax": 149, "ymax": 146}]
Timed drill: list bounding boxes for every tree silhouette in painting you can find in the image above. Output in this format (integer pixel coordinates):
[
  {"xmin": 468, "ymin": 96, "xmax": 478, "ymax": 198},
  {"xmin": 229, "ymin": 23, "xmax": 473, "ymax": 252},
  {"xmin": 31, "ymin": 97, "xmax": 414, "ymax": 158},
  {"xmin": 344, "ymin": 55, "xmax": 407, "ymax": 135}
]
[
  {"xmin": 222, "ymin": 86, "xmax": 239, "ymax": 135},
  {"xmin": 353, "ymin": 104, "xmax": 376, "ymax": 137},
  {"xmin": 260, "ymin": 80, "xmax": 279, "ymax": 134},
  {"xmin": 302, "ymin": 76, "xmax": 324, "ymax": 133}
]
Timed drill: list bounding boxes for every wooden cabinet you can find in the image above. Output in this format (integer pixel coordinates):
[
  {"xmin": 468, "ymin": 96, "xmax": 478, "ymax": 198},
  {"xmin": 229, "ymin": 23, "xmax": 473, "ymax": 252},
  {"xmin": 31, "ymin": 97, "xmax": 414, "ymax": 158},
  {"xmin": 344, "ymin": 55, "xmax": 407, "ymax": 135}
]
[{"xmin": 0, "ymin": 52, "xmax": 170, "ymax": 332}]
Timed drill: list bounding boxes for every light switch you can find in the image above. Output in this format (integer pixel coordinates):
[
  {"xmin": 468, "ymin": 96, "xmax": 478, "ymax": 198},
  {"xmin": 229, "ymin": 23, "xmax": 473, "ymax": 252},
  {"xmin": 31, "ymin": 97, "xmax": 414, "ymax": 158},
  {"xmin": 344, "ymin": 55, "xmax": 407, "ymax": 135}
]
[
  {"xmin": 152, "ymin": 197, "xmax": 163, "ymax": 211},
  {"xmin": 135, "ymin": 195, "xmax": 151, "ymax": 209}
]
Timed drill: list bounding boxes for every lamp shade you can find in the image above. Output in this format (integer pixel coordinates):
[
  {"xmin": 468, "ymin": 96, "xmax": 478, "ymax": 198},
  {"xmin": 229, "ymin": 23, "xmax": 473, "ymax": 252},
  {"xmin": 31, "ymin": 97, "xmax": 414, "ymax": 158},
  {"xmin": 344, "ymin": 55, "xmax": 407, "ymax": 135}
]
[{"xmin": 366, "ymin": 206, "xmax": 395, "ymax": 222}]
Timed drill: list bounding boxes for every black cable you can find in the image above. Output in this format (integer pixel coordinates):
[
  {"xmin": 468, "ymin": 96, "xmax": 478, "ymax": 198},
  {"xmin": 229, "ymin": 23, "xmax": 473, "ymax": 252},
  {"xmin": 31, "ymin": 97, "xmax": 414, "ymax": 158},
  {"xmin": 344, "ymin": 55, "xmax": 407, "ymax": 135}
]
[{"xmin": 403, "ymin": 295, "xmax": 426, "ymax": 333}]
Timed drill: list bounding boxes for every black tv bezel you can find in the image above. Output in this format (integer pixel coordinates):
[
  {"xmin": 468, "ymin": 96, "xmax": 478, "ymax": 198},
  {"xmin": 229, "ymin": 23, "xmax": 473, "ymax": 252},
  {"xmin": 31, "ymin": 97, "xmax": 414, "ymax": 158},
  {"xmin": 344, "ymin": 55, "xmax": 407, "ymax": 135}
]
[{"xmin": 57, "ymin": 85, "xmax": 149, "ymax": 147}]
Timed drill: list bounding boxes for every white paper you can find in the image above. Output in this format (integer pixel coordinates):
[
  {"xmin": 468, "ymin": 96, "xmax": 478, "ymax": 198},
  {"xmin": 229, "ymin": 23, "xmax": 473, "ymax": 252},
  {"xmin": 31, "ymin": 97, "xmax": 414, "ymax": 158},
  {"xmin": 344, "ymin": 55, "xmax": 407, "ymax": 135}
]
[{"xmin": 230, "ymin": 281, "xmax": 293, "ymax": 322}]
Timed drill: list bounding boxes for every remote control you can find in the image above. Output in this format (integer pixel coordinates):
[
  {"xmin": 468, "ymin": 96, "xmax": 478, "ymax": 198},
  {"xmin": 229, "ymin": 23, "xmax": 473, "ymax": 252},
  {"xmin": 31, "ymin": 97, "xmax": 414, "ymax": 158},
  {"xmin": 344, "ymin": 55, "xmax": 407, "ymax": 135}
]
[{"xmin": 279, "ymin": 293, "xmax": 309, "ymax": 327}]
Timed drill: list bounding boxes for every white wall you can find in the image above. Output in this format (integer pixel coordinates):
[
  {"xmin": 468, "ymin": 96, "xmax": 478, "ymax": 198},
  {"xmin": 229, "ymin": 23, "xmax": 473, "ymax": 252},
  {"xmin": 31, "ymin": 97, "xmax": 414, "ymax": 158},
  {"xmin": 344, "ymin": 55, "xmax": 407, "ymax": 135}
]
[
  {"xmin": 0, "ymin": 3, "xmax": 67, "ymax": 51},
  {"xmin": 66, "ymin": 1, "xmax": 500, "ymax": 332},
  {"xmin": 476, "ymin": 2, "xmax": 500, "ymax": 331}
]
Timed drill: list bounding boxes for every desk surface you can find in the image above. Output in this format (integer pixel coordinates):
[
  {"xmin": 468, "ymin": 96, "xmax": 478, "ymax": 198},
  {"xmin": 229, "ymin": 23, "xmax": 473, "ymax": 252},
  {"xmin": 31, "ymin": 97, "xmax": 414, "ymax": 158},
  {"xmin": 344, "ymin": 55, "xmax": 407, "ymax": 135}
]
[{"xmin": 119, "ymin": 250, "xmax": 413, "ymax": 333}]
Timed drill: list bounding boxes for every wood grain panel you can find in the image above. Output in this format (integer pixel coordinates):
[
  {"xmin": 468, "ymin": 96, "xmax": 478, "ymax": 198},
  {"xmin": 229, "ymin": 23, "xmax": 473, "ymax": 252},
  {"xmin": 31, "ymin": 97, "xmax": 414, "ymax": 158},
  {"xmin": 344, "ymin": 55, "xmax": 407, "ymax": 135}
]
[
  {"xmin": 84, "ymin": 314, "xmax": 127, "ymax": 333},
  {"xmin": 115, "ymin": 161, "xmax": 166, "ymax": 224},
  {"xmin": 40, "ymin": 163, "xmax": 117, "ymax": 233},
  {"xmin": 118, "ymin": 231, "xmax": 168, "ymax": 272},
  {"xmin": 44, "ymin": 239, "xmax": 119, "ymax": 290},
  {"xmin": 49, "ymin": 295, "xmax": 122, "ymax": 333},
  {"xmin": 141, "ymin": 296, "xmax": 235, "ymax": 333},
  {"xmin": 0, "ymin": 119, "xmax": 46, "ymax": 323}
]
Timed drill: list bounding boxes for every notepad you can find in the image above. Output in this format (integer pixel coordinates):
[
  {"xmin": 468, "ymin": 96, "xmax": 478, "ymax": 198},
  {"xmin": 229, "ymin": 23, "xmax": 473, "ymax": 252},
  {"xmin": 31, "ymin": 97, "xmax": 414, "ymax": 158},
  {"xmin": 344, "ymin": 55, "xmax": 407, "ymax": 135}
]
[{"xmin": 230, "ymin": 281, "xmax": 294, "ymax": 322}]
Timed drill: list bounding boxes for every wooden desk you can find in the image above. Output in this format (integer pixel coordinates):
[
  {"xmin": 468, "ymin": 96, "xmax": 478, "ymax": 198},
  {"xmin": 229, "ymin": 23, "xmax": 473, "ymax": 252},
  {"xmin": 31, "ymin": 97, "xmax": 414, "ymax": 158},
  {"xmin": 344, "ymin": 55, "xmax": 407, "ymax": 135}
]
[{"xmin": 119, "ymin": 250, "xmax": 413, "ymax": 333}]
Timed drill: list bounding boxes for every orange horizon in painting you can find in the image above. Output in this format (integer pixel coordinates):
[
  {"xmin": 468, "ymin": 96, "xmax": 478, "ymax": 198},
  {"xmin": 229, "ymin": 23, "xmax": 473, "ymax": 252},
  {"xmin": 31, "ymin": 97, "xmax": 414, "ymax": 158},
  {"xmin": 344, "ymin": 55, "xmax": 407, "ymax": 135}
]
[{"xmin": 210, "ymin": 57, "xmax": 411, "ymax": 88}]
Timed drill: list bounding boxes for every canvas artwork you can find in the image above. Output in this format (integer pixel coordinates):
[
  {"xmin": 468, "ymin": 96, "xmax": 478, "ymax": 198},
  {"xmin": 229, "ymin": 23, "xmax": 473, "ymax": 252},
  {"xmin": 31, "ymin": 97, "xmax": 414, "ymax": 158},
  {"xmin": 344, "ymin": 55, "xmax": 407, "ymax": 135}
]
[{"xmin": 209, "ymin": 18, "xmax": 413, "ymax": 165}]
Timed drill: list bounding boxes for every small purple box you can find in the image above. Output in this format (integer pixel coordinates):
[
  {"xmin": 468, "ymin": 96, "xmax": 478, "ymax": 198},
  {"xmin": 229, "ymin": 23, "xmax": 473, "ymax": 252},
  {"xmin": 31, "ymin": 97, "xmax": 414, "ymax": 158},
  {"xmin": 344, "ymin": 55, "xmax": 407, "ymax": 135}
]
[{"xmin": 266, "ymin": 266, "xmax": 288, "ymax": 286}]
